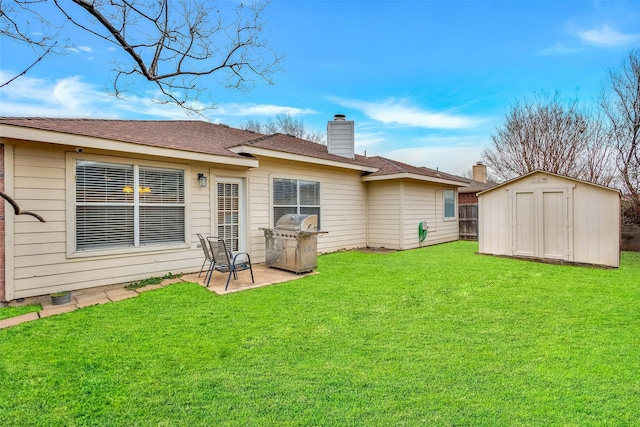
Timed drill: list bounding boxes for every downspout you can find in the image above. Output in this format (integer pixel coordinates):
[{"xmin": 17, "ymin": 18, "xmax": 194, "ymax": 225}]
[{"xmin": 399, "ymin": 181, "xmax": 405, "ymax": 250}]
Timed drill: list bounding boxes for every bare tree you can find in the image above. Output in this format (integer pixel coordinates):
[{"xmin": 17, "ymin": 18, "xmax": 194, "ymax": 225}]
[
  {"xmin": 600, "ymin": 49, "xmax": 640, "ymax": 225},
  {"xmin": 482, "ymin": 92, "xmax": 616, "ymax": 186},
  {"xmin": 0, "ymin": 0, "xmax": 68, "ymax": 87},
  {"xmin": 241, "ymin": 113, "xmax": 324, "ymax": 143},
  {"xmin": 1, "ymin": 0, "xmax": 283, "ymax": 113}
]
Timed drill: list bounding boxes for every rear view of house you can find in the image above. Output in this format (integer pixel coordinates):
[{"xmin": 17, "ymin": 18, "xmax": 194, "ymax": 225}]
[
  {"xmin": 478, "ymin": 170, "xmax": 620, "ymax": 267},
  {"xmin": 0, "ymin": 115, "xmax": 468, "ymax": 302}
]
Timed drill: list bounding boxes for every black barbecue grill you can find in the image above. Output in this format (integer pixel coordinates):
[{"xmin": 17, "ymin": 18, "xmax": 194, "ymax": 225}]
[{"xmin": 260, "ymin": 214, "xmax": 326, "ymax": 273}]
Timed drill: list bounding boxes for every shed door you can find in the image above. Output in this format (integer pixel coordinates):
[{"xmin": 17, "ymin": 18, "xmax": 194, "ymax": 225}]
[
  {"xmin": 511, "ymin": 187, "xmax": 570, "ymax": 260},
  {"xmin": 541, "ymin": 191, "xmax": 567, "ymax": 259},
  {"xmin": 514, "ymin": 191, "xmax": 536, "ymax": 257}
]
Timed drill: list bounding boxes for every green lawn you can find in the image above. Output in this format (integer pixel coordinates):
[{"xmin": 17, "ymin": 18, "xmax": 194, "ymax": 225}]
[
  {"xmin": 1, "ymin": 241, "xmax": 639, "ymax": 426},
  {"xmin": 0, "ymin": 304, "xmax": 40, "ymax": 321}
]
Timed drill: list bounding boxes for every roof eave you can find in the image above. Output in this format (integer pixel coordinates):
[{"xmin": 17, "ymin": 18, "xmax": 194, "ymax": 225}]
[
  {"xmin": 362, "ymin": 172, "xmax": 469, "ymax": 186},
  {"xmin": 0, "ymin": 124, "xmax": 259, "ymax": 168},
  {"xmin": 229, "ymin": 145, "xmax": 378, "ymax": 173},
  {"xmin": 477, "ymin": 169, "xmax": 620, "ymax": 196}
]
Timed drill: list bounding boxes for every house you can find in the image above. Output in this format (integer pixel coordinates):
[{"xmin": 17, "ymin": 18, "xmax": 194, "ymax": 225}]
[
  {"xmin": 0, "ymin": 115, "xmax": 468, "ymax": 302},
  {"xmin": 457, "ymin": 162, "xmax": 497, "ymax": 240},
  {"xmin": 458, "ymin": 162, "xmax": 496, "ymax": 205},
  {"xmin": 477, "ymin": 170, "xmax": 620, "ymax": 268}
]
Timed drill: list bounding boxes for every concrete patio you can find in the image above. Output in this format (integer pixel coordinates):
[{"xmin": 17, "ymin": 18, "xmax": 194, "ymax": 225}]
[
  {"xmin": 183, "ymin": 263, "xmax": 317, "ymax": 294},
  {"xmin": 1, "ymin": 264, "xmax": 315, "ymax": 329}
]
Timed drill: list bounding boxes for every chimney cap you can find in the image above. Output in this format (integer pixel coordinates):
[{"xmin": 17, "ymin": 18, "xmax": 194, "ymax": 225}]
[{"xmin": 334, "ymin": 114, "xmax": 346, "ymax": 121}]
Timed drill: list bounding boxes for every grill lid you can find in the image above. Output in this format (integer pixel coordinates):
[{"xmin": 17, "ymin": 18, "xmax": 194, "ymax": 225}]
[{"xmin": 274, "ymin": 214, "xmax": 318, "ymax": 231}]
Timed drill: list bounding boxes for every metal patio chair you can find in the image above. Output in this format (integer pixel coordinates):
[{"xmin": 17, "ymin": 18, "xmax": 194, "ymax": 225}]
[
  {"xmin": 197, "ymin": 233, "xmax": 215, "ymax": 284},
  {"xmin": 206, "ymin": 237, "xmax": 254, "ymax": 290}
]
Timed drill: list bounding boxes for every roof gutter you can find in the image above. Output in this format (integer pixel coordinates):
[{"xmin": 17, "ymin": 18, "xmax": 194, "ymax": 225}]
[
  {"xmin": 0, "ymin": 125, "xmax": 259, "ymax": 168},
  {"xmin": 361, "ymin": 172, "xmax": 470, "ymax": 187}
]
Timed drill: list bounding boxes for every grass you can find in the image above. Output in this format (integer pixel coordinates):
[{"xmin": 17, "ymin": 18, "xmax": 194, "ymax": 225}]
[
  {"xmin": 0, "ymin": 304, "xmax": 40, "ymax": 321},
  {"xmin": 1, "ymin": 241, "xmax": 639, "ymax": 426}
]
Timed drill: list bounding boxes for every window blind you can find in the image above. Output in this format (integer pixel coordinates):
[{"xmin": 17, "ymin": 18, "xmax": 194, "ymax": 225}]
[{"xmin": 76, "ymin": 160, "xmax": 185, "ymax": 251}]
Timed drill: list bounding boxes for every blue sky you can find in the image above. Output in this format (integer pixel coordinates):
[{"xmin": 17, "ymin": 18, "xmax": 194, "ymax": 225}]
[{"xmin": 1, "ymin": 0, "xmax": 639, "ymax": 175}]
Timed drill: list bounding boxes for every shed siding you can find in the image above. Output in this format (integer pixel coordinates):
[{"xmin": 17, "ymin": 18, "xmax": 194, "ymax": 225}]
[
  {"xmin": 572, "ymin": 181, "xmax": 620, "ymax": 267},
  {"xmin": 478, "ymin": 187, "xmax": 508, "ymax": 255},
  {"xmin": 478, "ymin": 171, "xmax": 619, "ymax": 267}
]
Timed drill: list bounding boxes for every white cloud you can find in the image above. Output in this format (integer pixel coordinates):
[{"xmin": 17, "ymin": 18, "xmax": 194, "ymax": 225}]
[
  {"xmin": 68, "ymin": 46, "xmax": 93, "ymax": 53},
  {"xmin": 354, "ymin": 130, "xmax": 386, "ymax": 155},
  {"xmin": 577, "ymin": 25, "xmax": 640, "ymax": 47},
  {"xmin": 213, "ymin": 103, "xmax": 316, "ymax": 117},
  {"xmin": 332, "ymin": 97, "xmax": 481, "ymax": 129},
  {"xmin": 382, "ymin": 143, "xmax": 484, "ymax": 175},
  {"xmin": 0, "ymin": 71, "xmax": 193, "ymax": 119},
  {"xmin": 0, "ymin": 70, "xmax": 317, "ymax": 122},
  {"xmin": 0, "ymin": 72, "xmax": 115, "ymax": 117},
  {"xmin": 539, "ymin": 42, "xmax": 581, "ymax": 56}
]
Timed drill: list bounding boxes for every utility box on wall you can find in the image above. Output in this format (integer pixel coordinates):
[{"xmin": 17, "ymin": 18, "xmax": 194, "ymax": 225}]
[{"xmin": 477, "ymin": 170, "xmax": 620, "ymax": 268}]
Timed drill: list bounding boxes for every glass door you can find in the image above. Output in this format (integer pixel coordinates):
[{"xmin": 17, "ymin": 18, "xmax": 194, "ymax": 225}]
[{"xmin": 216, "ymin": 179, "xmax": 243, "ymax": 252}]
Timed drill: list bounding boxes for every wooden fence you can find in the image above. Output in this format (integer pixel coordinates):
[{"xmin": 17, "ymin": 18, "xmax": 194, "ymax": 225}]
[{"xmin": 459, "ymin": 203, "xmax": 478, "ymax": 240}]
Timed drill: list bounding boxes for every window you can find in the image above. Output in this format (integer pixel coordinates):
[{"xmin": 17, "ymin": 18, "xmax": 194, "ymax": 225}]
[
  {"xmin": 75, "ymin": 160, "xmax": 185, "ymax": 251},
  {"xmin": 444, "ymin": 188, "xmax": 456, "ymax": 219},
  {"xmin": 273, "ymin": 178, "xmax": 320, "ymax": 226}
]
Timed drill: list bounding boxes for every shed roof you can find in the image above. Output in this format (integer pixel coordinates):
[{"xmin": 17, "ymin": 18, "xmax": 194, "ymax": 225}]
[{"xmin": 477, "ymin": 170, "xmax": 620, "ymax": 196}]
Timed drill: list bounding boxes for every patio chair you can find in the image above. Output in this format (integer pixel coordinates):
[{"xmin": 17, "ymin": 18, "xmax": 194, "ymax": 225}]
[
  {"xmin": 197, "ymin": 233, "xmax": 215, "ymax": 283},
  {"xmin": 206, "ymin": 237, "xmax": 254, "ymax": 290}
]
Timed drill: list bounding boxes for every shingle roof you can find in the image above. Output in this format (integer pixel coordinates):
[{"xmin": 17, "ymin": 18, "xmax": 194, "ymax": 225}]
[
  {"xmin": 458, "ymin": 178, "xmax": 498, "ymax": 193},
  {"xmin": 361, "ymin": 155, "xmax": 468, "ymax": 183},
  {"xmin": 0, "ymin": 117, "xmax": 261, "ymax": 158},
  {"xmin": 240, "ymin": 133, "xmax": 375, "ymax": 167},
  {"xmin": 239, "ymin": 133, "xmax": 467, "ymax": 183},
  {"xmin": 0, "ymin": 117, "xmax": 468, "ymax": 184}
]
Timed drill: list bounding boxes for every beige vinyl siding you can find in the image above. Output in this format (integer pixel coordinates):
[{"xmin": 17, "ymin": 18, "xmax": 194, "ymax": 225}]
[
  {"xmin": 478, "ymin": 171, "xmax": 620, "ymax": 267},
  {"xmin": 4, "ymin": 136, "xmax": 467, "ymax": 300},
  {"xmin": 367, "ymin": 180, "xmax": 460, "ymax": 250},
  {"xmin": 7, "ymin": 143, "xmax": 208, "ymax": 299},
  {"xmin": 367, "ymin": 180, "xmax": 402, "ymax": 249},
  {"xmin": 244, "ymin": 158, "xmax": 368, "ymax": 256},
  {"xmin": 402, "ymin": 182, "xmax": 459, "ymax": 248}
]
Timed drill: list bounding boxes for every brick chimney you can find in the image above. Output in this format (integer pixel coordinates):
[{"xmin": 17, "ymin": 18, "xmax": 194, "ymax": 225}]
[
  {"xmin": 472, "ymin": 162, "xmax": 487, "ymax": 183},
  {"xmin": 327, "ymin": 114, "xmax": 355, "ymax": 159}
]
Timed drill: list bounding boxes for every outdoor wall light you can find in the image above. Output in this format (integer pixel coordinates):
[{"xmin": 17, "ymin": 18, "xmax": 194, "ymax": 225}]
[{"xmin": 198, "ymin": 173, "xmax": 208, "ymax": 187}]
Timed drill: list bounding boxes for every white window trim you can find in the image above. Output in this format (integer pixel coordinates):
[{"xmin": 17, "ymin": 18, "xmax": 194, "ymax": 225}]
[
  {"xmin": 271, "ymin": 176, "xmax": 321, "ymax": 227},
  {"xmin": 66, "ymin": 153, "xmax": 191, "ymax": 258},
  {"xmin": 443, "ymin": 187, "xmax": 457, "ymax": 221}
]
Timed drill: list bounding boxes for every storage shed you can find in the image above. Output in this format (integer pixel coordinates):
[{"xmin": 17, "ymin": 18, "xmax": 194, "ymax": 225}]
[{"xmin": 478, "ymin": 170, "xmax": 620, "ymax": 268}]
